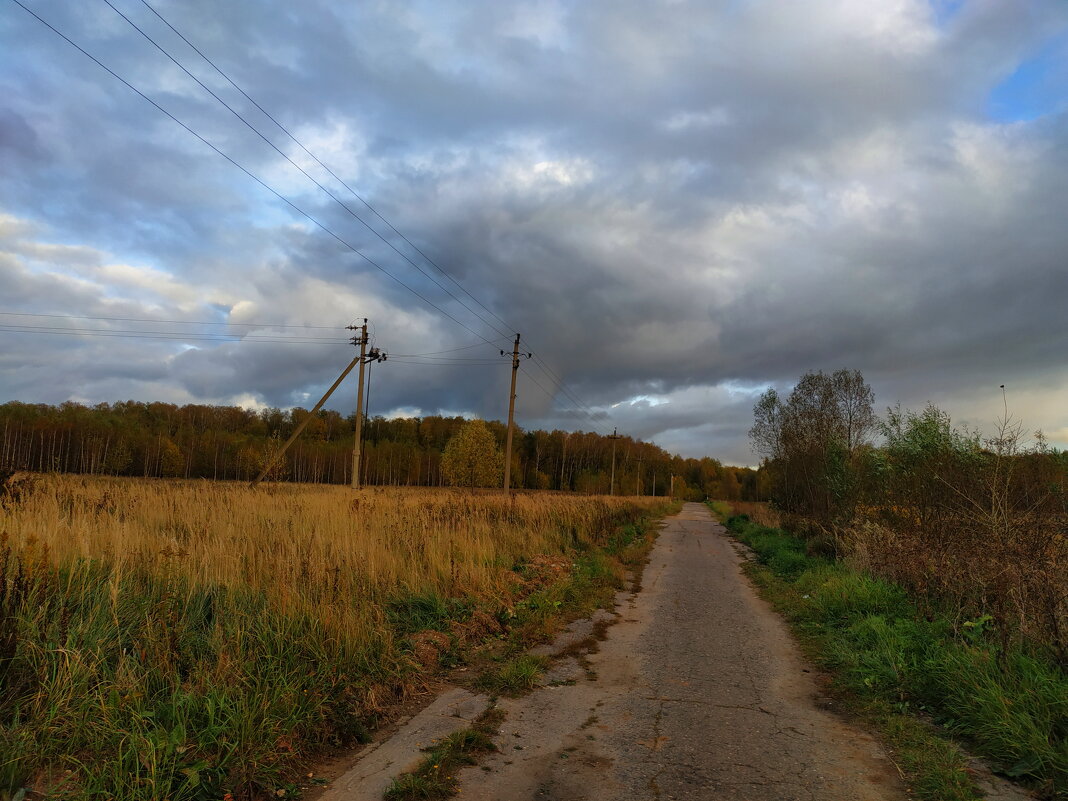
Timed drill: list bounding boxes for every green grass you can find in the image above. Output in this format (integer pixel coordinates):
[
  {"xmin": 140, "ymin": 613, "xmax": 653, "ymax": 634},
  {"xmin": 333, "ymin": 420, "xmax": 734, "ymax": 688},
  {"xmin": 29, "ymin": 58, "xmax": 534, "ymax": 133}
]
[
  {"xmin": 707, "ymin": 500, "xmax": 732, "ymax": 521},
  {"xmin": 718, "ymin": 509, "xmax": 1068, "ymax": 800},
  {"xmin": 475, "ymin": 654, "xmax": 549, "ymax": 696},
  {"xmin": 384, "ymin": 708, "xmax": 504, "ymax": 800},
  {"xmin": 387, "ymin": 592, "xmax": 473, "ymax": 634},
  {"xmin": 0, "ymin": 558, "xmax": 391, "ymax": 800}
]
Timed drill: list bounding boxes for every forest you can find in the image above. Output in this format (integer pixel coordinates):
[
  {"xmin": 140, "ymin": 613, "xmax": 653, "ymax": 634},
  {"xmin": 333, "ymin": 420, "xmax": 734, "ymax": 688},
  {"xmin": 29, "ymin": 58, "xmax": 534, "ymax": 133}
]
[{"xmin": 0, "ymin": 400, "xmax": 762, "ymax": 500}]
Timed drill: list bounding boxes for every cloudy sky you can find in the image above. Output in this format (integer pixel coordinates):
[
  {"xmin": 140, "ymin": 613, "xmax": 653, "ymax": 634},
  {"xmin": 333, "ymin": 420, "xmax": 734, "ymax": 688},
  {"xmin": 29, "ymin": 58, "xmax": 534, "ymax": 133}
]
[{"xmin": 1, "ymin": 0, "xmax": 1066, "ymax": 465}]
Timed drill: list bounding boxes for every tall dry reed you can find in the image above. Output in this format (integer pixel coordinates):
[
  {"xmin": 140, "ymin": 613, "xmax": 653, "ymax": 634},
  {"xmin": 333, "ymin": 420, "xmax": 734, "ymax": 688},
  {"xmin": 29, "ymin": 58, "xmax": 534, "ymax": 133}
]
[{"xmin": 0, "ymin": 474, "xmax": 667, "ymax": 799}]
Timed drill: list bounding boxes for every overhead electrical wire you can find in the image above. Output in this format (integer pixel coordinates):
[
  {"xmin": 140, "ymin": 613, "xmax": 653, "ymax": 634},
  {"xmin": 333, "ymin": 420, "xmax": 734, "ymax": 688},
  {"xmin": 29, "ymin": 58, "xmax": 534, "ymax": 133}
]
[
  {"xmin": 11, "ymin": 0, "xmax": 613, "ymax": 430},
  {"xmin": 0, "ymin": 324, "xmax": 519, "ymax": 360},
  {"xmin": 126, "ymin": 0, "xmax": 609, "ymax": 425},
  {"xmin": 137, "ymin": 0, "xmax": 518, "ymax": 342},
  {"xmin": 0, "ymin": 310, "xmax": 349, "ymax": 330},
  {"xmin": 387, "ymin": 359, "xmax": 508, "ymax": 368},
  {"xmin": 101, "ymin": 0, "xmax": 511, "ymax": 345},
  {"xmin": 0, "ymin": 323, "xmax": 345, "ymax": 341},
  {"xmin": 389, "ymin": 338, "xmax": 512, "ymax": 358},
  {"xmin": 0, "ymin": 326, "xmax": 348, "ymax": 345},
  {"xmin": 0, "ymin": 328, "xmax": 532, "ymax": 365},
  {"xmin": 521, "ymin": 364, "xmax": 611, "ymax": 436},
  {"xmin": 7, "ymin": 0, "xmax": 497, "ymax": 347}
]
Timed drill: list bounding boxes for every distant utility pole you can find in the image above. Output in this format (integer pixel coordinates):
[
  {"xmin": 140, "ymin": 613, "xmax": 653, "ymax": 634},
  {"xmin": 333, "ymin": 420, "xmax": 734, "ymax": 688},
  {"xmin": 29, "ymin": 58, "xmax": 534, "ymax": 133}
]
[
  {"xmin": 500, "ymin": 333, "xmax": 531, "ymax": 491},
  {"xmin": 347, "ymin": 319, "xmax": 387, "ymax": 489},
  {"xmin": 608, "ymin": 428, "xmax": 621, "ymax": 496},
  {"xmin": 348, "ymin": 320, "xmax": 368, "ymax": 489},
  {"xmin": 636, "ymin": 454, "xmax": 644, "ymax": 497},
  {"xmin": 250, "ymin": 321, "xmax": 385, "ymax": 489},
  {"xmin": 670, "ymin": 474, "xmax": 675, "ymax": 497}
]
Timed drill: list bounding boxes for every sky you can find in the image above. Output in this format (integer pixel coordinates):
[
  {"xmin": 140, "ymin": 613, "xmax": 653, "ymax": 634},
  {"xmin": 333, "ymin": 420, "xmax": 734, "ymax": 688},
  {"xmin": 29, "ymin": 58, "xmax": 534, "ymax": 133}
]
[{"xmin": 1, "ymin": 0, "xmax": 1066, "ymax": 467}]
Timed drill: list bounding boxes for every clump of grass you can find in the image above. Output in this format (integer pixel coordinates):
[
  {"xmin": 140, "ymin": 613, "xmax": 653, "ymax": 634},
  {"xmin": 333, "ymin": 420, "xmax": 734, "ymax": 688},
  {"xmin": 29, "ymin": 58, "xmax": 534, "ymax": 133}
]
[
  {"xmin": 716, "ymin": 504, "xmax": 1068, "ymax": 800},
  {"xmin": 476, "ymin": 654, "xmax": 549, "ymax": 696},
  {"xmin": 387, "ymin": 592, "xmax": 472, "ymax": 635},
  {"xmin": 384, "ymin": 707, "xmax": 505, "ymax": 800}
]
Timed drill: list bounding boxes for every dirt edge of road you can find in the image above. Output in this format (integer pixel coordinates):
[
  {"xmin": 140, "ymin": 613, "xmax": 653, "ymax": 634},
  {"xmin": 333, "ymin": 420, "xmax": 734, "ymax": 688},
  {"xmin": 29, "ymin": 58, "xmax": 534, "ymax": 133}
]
[{"xmin": 306, "ymin": 517, "xmax": 670, "ymax": 800}]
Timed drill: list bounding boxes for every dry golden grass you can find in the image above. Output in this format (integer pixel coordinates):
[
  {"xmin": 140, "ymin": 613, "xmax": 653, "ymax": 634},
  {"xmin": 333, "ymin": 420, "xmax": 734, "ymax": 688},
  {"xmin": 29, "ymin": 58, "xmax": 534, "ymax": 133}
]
[
  {"xmin": 0, "ymin": 473, "xmax": 670, "ymax": 798},
  {"xmin": 1, "ymin": 474, "xmax": 665, "ymax": 637}
]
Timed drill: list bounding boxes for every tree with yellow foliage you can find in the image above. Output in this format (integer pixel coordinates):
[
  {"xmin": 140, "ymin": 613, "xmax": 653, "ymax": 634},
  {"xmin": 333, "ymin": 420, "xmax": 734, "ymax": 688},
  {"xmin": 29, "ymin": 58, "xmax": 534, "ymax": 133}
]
[{"xmin": 441, "ymin": 419, "xmax": 504, "ymax": 488}]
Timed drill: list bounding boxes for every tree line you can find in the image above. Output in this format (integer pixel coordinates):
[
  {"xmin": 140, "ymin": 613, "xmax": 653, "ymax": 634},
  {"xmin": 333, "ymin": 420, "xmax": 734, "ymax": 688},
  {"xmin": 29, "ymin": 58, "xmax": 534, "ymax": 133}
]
[{"xmin": 0, "ymin": 400, "xmax": 762, "ymax": 499}]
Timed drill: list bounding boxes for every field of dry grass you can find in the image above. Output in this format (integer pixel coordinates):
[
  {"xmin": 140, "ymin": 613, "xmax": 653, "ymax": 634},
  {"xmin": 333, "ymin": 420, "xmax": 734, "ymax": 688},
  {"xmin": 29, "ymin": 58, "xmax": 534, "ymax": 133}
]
[{"xmin": 0, "ymin": 474, "xmax": 669, "ymax": 800}]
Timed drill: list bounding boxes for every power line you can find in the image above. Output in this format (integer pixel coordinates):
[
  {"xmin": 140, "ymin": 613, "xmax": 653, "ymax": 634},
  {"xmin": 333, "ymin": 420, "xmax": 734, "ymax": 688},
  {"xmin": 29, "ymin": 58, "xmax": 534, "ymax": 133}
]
[
  {"xmin": 0, "ymin": 323, "xmax": 346, "ymax": 341},
  {"xmin": 387, "ymin": 359, "xmax": 509, "ymax": 367},
  {"xmin": 0, "ymin": 326, "xmax": 350, "ymax": 345},
  {"xmin": 12, "ymin": 1, "xmax": 614, "ymax": 430},
  {"xmin": 527, "ymin": 356, "xmax": 609, "ymax": 427},
  {"xmin": 390, "ymin": 338, "xmax": 511, "ymax": 357},
  {"xmin": 137, "ymin": 0, "xmax": 518, "ymax": 340},
  {"xmin": 7, "ymin": 0, "xmax": 495, "ymax": 345},
  {"xmin": 519, "ymin": 364, "xmax": 564, "ymax": 403},
  {"xmin": 0, "ymin": 310, "xmax": 348, "ymax": 330},
  {"xmin": 530, "ymin": 356, "xmax": 603, "ymax": 419},
  {"xmin": 520, "ymin": 364, "xmax": 612, "ymax": 436},
  {"xmin": 133, "ymin": 0, "xmax": 607, "ymax": 421},
  {"xmin": 0, "ymin": 314, "xmax": 509, "ymax": 354},
  {"xmin": 103, "ymin": 0, "xmax": 511, "ymax": 344}
]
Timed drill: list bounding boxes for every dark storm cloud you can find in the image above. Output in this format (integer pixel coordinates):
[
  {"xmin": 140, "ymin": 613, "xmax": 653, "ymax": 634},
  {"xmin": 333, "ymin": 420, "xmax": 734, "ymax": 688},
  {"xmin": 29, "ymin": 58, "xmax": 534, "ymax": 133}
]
[{"xmin": 2, "ymin": 0, "xmax": 1067, "ymax": 464}]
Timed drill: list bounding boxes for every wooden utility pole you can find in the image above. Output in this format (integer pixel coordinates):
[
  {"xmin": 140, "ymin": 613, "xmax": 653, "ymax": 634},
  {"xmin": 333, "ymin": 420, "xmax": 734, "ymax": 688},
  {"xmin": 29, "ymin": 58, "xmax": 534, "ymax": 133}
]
[
  {"xmin": 608, "ymin": 427, "xmax": 621, "ymax": 496},
  {"xmin": 346, "ymin": 322, "xmax": 387, "ymax": 490},
  {"xmin": 362, "ymin": 356, "xmax": 374, "ymax": 487},
  {"xmin": 559, "ymin": 432, "xmax": 568, "ymax": 491},
  {"xmin": 500, "ymin": 333, "xmax": 531, "ymax": 491},
  {"xmin": 636, "ymin": 454, "xmax": 644, "ymax": 497},
  {"xmin": 349, "ymin": 320, "xmax": 368, "ymax": 489},
  {"xmin": 249, "ymin": 354, "xmax": 362, "ymax": 488}
]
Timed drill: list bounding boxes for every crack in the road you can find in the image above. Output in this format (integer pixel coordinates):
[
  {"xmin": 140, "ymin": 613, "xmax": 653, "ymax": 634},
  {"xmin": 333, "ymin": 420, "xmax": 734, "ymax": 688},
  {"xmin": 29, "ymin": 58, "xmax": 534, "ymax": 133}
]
[{"xmin": 642, "ymin": 696, "xmax": 776, "ymax": 715}]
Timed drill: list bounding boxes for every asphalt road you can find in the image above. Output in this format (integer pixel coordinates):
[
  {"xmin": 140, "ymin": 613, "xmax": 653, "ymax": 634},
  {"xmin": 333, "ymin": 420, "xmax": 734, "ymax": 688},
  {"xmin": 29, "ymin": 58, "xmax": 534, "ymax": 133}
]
[{"xmin": 454, "ymin": 502, "xmax": 905, "ymax": 801}]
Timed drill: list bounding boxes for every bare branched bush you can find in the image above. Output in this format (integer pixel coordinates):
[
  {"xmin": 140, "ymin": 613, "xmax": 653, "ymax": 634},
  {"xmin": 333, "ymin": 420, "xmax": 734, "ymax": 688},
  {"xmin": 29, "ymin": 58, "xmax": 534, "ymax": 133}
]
[{"xmin": 851, "ymin": 406, "xmax": 1068, "ymax": 661}]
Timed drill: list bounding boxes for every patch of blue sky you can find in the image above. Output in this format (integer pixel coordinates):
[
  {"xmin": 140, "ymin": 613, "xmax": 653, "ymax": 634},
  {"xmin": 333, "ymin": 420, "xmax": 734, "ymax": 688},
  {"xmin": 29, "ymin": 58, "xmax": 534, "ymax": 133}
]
[
  {"xmin": 928, "ymin": 0, "xmax": 967, "ymax": 28},
  {"xmin": 987, "ymin": 34, "xmax": 1068, "ymax": 123}
]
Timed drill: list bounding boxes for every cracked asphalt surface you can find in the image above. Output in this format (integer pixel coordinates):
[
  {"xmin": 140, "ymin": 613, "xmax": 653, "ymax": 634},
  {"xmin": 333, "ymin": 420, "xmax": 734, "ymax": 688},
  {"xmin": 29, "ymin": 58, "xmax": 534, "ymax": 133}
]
[{"xmin": 454, "ymin": 503, "xmax": 905, "ymax": 801}]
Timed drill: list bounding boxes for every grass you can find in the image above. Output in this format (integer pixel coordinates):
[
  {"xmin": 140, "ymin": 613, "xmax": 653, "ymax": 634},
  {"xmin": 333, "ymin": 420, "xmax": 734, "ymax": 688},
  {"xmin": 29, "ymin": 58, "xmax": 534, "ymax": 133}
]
[
  {"xmin": 715, "ymin": 505, "xmax": 1068, "ymax": 801},
  {"xmin": 383, "ymin": 707, "xmax": 505, "ymax": 801},
  {"xmin": 475, "ymin": 654, "xmax": 549, "ymax": 696},
  {"xmin": 0, "ymin": 474, "xmax": 670, "ymax": 800}
]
